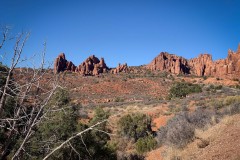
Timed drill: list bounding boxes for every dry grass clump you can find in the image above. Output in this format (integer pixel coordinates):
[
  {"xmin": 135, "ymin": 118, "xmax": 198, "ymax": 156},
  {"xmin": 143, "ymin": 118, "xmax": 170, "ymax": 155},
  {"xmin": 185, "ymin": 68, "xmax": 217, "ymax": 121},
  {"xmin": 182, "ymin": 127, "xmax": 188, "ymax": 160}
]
[{"xmin": 209, "ymin": 96, "xmax": 240, "ymax": 115}]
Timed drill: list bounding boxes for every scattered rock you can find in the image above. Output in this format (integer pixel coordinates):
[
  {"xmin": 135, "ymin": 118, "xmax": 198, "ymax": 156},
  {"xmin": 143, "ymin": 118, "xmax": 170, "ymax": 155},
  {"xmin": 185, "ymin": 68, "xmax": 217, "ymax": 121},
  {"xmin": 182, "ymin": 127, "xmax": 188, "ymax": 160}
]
[{"xmin": 197, "ymin": 139, "xmax": 210, "ymax": 148}]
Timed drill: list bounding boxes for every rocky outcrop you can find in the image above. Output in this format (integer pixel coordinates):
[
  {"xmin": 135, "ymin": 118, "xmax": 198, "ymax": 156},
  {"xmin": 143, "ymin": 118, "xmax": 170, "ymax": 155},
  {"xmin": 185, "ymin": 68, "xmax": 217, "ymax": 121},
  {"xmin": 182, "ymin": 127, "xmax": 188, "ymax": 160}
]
[
  {"xmin": 54, "ymin": 53, "xmax": 76, "ymax": 73},
  {"xmin": 111, "ymin": 63, "xmax": 129, "ymax": 74},
  {"xmin": 78, "ymin": 55, "xmax": 108, "ymax": 76},
  {"xmin": 147, "ymin": 52, "xmax": 190, "ymax": 74},
  {"xmin": 188, "ymin": 54, "xmax": 213, "ymax": 76},
  {"xmin": 147, "ymin": 44, "xmax": 240, "ymax": 79},
  {"xmin": 54, "ymin": 53, "xmax": 109, "ymax": 76}
]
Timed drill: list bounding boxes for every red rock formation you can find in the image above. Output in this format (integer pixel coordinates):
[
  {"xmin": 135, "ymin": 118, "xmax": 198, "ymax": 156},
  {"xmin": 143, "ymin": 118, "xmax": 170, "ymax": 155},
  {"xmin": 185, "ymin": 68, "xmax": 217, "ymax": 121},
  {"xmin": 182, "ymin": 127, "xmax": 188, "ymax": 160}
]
[
  {"xmin": 77, "ymin": 55, "xmax": 109, "ymax": 76},
  {"xmin": 111, "ymin": 63, "xmax": 129, "ymax": 74},
  {"xmin": 54, "ymin": 53, "xmax": 108, "ymax": 75},
  {"xmin": 54, "ymin": 53, "xmax": 76, "ymax": 73},
  {"xmin": 147, "ymin": 44, "xmax": 240, "ymax": 79},
  {"xmin": 188, "ymin": 54, "xmax": 213, "ymax": 76},
  {"xmin": 147, "ymin": 52, "xmax": 190, "ymax": 74}
]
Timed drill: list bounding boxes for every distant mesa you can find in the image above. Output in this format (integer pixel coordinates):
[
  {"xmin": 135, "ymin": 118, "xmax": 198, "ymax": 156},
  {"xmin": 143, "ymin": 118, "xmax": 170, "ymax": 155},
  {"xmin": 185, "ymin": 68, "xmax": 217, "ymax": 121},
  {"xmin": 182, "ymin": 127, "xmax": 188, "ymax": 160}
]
[{"xmin": 146, "ymin": 43, "xmax": 240, "ymax": 79}]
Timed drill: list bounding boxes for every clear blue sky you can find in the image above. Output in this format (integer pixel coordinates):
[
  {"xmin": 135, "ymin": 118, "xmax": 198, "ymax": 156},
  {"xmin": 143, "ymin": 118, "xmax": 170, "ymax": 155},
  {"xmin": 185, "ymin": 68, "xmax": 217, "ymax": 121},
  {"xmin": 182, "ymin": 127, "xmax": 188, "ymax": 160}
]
[{"xmin": 1, "ymin": 0, "xmax": 240, "ymax": 68}]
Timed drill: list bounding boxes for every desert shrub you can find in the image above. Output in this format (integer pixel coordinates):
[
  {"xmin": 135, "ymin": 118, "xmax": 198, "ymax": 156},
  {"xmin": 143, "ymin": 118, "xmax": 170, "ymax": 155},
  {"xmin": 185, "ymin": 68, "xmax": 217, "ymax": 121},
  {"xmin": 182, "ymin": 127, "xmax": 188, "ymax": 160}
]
[
  {"xmin": 168, "ymin": 104, "xmax": 181, "ymax": 113},
  {"xmin": 235, "ymin": 85, "xmax": 240, "ymax": 89},
  {"xmin": 164, "ymin": 113, "xmax": 195, "ymax": 148},
  {"xmin": 50, "ymin": 88, "xmax": 69, "ymax": 106},
  {"xmin": 228, "ymin": 103, "xmax": 240, "ymax": 115},
  {"xmin": 156, "ymin": 125, "xmax": 167, "ymax": 146},
  {"xmin": 206, "ymin": 84, "xmax": 223, "ymax": 93},
  {"xmin": 22, "ymin": 89, "xmax": 116, "ymax": 160},
  {"xmin": 159, "ymin": 71, "xmax": 168, "ymax": 78},
  {"xmin": 215, "ymin": 85, "xmax": 222, "ymax": 90},
  {"xmin": 210, "ymin": 99, "xmax": 224, "ymax": 110},
  {"xmin": 210, "ymin": 96, "xmax": 240, "ymax": 111},
  {"xmin": 223, "ymin": 96, "xmax": 240, "ymax": 106},
  {"xmin": 0, "ymin": 62, "xmax": 8, "ymax": 89},
  {"xmin": 118, "ymin": 113, "xmax": 152, "ymax": 142},
  {"xmin": 115, "ymin": 97, "xmax": 125, "ymax": 102},
  {"xmin": 168, "ymin": 82, "xmax": 202, "ymax": 99},
  {"xmin": 157, "ymin": 108, "xmax": 215, "ymax": 148},
  {"xmin": 187, "ymin": 107, "xmax": 214, "ymax": 128},
  {"xmin": 117, "ymin": 152, "xmax": 145, "ymax": 160},
  {"xmin": 135, "ymin": 135, "xmax": 157, "ymax": 154}
]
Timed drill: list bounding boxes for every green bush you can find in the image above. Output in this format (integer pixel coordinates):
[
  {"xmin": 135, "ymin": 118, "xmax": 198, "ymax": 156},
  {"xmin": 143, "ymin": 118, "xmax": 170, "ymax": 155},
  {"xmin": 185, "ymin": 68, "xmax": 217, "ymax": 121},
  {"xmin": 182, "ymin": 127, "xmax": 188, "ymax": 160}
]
[
  {"xmin": 135, "ymin": 135, "xmax": 157, "ymax": 154},
  {"xmin": 22, "ymin": 89, "xmax": 116, "ymax": 160},
  {"xmin": 0, "ymin": 62, "xmax": 8, "ymax": 88},
  {"xmin": 168, "ymin": 82, "xmax": 202, "ymax": 99},
  {"xmin": 118, "ymin": 113, "xmax": 152, "ymax": 142}
]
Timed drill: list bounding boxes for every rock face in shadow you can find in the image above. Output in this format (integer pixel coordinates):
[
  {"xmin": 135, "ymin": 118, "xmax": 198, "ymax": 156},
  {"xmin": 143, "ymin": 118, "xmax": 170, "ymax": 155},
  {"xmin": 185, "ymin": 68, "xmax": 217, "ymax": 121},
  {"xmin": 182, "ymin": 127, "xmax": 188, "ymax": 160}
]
[
  {"xmin": 147, "ymin": 44, "xmax": 240, "ymax": 79},
  {"xmin": 188, "ymin": 54, "xmax": 213, "ymax": 76},
  {"xmin": 54, "ymin": 53, "xmax": 76, "ymax": 73}
]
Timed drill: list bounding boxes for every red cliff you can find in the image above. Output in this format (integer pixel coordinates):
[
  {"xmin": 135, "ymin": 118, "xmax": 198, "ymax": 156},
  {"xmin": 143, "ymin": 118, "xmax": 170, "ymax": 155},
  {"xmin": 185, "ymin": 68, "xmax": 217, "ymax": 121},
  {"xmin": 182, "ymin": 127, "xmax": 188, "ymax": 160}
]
[{"xmin": 147, "ymin": 44, "xmax": 240, "ymax": 79}]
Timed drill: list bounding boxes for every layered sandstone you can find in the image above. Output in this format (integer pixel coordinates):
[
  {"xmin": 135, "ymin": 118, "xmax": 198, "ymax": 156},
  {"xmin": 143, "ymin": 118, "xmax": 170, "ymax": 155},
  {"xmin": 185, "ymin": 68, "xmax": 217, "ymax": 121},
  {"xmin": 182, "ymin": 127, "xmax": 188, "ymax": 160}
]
[
  {"xmin": 147, "ymin": 44, "xmax": 240, "ymax": 79},
  {"xmin": 77, "ymin": 55, "xmax": 108, "ymax": 76},
  {"xmin": 54, "ymin": 53, "xmax": 76, "ymax": 73},
  {"xmin": 188, "ymin": 54, "xmax": 213, "ymax": 76},
  {"xmin": 111, "ymin": 63, "xmax": 129, "ymax": 74},
  {"xmin": 147, "ymin": 52, "xmax": 190, "ymax": 74},
  {"xmin": 54, "ymin": 54, "xmax": 109, "ymax": 76}
]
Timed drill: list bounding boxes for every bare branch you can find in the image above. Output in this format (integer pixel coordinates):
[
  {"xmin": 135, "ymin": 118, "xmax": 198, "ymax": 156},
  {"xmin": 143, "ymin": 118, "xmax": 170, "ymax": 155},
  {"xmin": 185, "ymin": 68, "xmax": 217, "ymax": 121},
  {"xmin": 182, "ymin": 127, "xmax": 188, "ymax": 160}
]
[
  {"xmin": 0, "ymin": 26, "xmax": 9, "ymax": 49},
  {"xmin": 42, "ymin": 119, "xmax": 108, "ymax": 160},
  {"xmin": 68, "ymin": 142, "xmax": 81, "ymax": 160}
]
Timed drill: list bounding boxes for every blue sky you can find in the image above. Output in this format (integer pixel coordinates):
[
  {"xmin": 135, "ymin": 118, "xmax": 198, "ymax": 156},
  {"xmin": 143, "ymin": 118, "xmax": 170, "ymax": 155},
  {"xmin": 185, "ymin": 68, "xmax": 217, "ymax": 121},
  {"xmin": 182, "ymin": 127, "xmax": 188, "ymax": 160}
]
[{"xmin": 1, "ymin": 0, "xmax": 240, "ymax": 68}]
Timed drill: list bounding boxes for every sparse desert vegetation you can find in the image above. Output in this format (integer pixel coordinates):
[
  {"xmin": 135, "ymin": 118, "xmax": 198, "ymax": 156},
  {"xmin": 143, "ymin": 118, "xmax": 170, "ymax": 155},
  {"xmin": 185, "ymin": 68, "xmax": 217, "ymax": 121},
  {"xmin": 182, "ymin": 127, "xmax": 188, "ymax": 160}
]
[{"xmin": 1, "ymin": 2, "xmax": 240, "ymax": 158}]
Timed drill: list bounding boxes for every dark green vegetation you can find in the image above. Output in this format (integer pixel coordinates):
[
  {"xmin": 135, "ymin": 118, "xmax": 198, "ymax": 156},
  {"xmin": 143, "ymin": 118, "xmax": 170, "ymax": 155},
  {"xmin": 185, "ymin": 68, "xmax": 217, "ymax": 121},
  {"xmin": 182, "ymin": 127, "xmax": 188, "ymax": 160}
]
[
  {"xmin": 135, "ymin": 135, "xmax": 157, "ymax": 154},
  {"xmin": 168, "ymin": 81, "xmax": 202, "ymax": 99},
  {"xmin": 1, "ymin": 88, "xmax": 116, "ymax": 159},
  {"xmin": 117, "ymin": 113, "xmax": 157, "ymax": 154},
  {"xmin": 118, "ymin": 113, "xmax": 152, "ymax": 142},
  {"xmin": 0, "ymin": 62, "xmax": 8, "ymax": 88}
]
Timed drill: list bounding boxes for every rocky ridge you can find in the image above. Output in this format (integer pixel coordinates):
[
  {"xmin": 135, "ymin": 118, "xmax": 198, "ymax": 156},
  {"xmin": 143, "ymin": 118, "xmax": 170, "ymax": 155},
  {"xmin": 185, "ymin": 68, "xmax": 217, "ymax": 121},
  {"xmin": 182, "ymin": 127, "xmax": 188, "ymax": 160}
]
[
  {"xmin": 54, "ymin": 44, "xmax": 240, "ymax": 79},
  {"xmin": 54, "ymin": 53, "xmax": 130, "ymax": 76},
  {"xmin": 54, "ymin": 53, "xmax": 109, "ymax": 75},
  {"xmin": 147, "ymin": 44, "xmax": 240, "ymax": 79}
]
